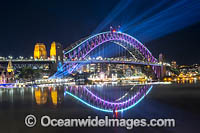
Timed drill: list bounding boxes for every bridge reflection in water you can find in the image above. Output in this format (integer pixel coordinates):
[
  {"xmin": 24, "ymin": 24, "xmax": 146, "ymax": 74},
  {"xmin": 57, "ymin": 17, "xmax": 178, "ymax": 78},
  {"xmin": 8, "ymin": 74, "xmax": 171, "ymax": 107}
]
[{"xmin": 34, "ymin": 84, "xmax": 152, "ymax": 113}]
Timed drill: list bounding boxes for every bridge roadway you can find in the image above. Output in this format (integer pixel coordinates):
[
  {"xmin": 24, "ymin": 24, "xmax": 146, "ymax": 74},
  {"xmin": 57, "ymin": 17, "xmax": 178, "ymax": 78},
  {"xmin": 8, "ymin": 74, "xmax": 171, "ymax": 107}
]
[
  {"xmin": 0, "ymin": 59, "xmax": 56, "ymax": 69},
  {"xmin": 64, "ymin": 60, "xmax": 161, "ymax": 66},
  {"xmin": 0, "ymin": 59, "xmax": 55, "ymax": 63}
]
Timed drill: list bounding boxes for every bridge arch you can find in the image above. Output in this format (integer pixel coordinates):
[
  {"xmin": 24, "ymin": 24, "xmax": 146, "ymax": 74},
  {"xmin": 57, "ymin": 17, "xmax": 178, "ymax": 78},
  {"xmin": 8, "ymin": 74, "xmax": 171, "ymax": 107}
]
[
  {"xmin": 52, "ymin": 31, "xmax": 159, "ymax": 78},
  {"xmin": 64, "ymin": 31, "xmax": 157, "ymax": 63}
]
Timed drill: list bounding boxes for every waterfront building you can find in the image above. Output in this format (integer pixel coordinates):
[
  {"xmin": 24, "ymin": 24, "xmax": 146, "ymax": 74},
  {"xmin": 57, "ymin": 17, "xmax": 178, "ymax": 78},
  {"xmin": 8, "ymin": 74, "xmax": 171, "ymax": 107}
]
[
  {"xmin": 0, "ymin": 62, "xmax": 14, "ymax": 83},
  {"xmin": 171, "ymin": 61, "xmax": 177, "ymax": 69},
  {"xmin": 125, "ymin": 67, "xmax": 133, "ymax": 77}
]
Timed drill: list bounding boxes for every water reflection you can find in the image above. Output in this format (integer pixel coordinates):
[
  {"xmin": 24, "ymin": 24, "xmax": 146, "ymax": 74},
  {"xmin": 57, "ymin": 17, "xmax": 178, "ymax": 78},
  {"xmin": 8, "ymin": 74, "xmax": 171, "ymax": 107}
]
[
  {"xmin": 34, "ymin": 88, "xmax": 48, "ymax": 105},
  {"xmin": 50, "ymin": 86, "xmax": 64, "ymax": 105},
  {"xmin": 64, "ymin": 85, "xmax": 152, "ymax": 112},
  {"xmin": 0, "ymin": 84, "xmax": 152, "ymax": 112},
  {"xmin": 34, "ymin": 86, "xmax": 64, "ymax": 106}
]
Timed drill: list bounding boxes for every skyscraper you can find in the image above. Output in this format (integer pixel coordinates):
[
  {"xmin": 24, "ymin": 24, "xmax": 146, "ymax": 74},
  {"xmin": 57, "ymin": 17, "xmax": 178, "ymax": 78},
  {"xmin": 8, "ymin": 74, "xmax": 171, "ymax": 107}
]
[{"xmin": 159, "ymin": 53, "xmax": 164, "ymax": 63}]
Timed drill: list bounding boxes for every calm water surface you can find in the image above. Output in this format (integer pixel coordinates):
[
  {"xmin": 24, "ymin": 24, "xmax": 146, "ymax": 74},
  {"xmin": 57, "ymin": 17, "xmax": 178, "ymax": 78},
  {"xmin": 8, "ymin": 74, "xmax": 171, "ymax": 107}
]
[{"xmin": 0, "ymin": 83, "xmax": 200, "ymax": 133}]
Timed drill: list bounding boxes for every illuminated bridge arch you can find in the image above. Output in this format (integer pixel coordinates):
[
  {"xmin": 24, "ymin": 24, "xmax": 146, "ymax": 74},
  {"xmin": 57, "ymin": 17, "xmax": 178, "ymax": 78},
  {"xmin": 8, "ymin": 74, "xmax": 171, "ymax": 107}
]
[
  {"xmin": 64, "ymin": 31, "xmax": 157, "ymax": 63},
  {"xmin": 52, "ymin": 31, "xmax": 159, "ymax": 78}
]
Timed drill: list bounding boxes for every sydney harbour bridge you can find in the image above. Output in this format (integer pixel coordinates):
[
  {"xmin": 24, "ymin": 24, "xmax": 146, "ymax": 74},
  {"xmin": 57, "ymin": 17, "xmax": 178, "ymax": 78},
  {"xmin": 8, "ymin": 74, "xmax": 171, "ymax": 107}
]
[
  {"xmin": 1, "ymin": 29, "xmax": 163, "ymax": 113},
  {"xmin": 51, "ymin": 30, "xmax": 162, "ymax": 79},
  {"xmin": 43, "ymin": 29, "xmax": 163, "ymax": 113}
]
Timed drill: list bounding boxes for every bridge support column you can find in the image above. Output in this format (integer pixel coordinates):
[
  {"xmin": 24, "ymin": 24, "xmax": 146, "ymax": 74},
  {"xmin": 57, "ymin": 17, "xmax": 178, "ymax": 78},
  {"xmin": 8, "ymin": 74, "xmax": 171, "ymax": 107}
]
[
  {"xmin": 160, "ymin": 65, "xmax": 166, "ymax": 80},
  {"xmin": 49, "ymin": 62, "xmax": 57, "ymax": 75}
]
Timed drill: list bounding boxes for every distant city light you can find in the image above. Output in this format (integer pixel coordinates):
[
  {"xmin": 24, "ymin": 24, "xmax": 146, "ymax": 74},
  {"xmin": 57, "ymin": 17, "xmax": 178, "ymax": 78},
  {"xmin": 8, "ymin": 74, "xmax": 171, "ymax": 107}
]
[{"xmin": 100, "ymin": 72, "xmax": 105, "ymax": 79}]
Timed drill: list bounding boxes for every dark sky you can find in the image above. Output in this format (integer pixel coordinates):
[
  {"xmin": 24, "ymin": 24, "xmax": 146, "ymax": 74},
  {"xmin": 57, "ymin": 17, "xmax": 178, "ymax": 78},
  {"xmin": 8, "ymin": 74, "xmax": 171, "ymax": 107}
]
[
  {"xmin": 0, "ymin": 0, "xmax": 200, "ymax": 65},
  {"xmin": 147, "ymin": 23, "xmax": 200, "ymax": 65}
]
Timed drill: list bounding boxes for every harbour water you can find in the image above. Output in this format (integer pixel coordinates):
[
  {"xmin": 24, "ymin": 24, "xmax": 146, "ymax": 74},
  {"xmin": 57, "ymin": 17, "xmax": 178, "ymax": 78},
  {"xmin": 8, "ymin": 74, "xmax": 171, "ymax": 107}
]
[{"xmin": 0, "ymin": 82, "xmax": 200, "ymax": 133}]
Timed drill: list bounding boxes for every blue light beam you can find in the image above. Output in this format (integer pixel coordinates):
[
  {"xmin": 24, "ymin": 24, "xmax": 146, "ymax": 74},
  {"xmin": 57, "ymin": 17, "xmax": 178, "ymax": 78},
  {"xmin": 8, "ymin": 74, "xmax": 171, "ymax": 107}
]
[{"xmin": 92, "ymin": 0, "xmax": 133, "ymax": 34}]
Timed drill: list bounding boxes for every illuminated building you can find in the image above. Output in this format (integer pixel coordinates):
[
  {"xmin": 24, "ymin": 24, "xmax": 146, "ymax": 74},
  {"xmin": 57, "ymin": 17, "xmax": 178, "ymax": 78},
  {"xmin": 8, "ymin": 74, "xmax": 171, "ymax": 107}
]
[
  {"xmin": 171, "ymin": 61, "xmax": 177, "ymax": 69},
  {"xmin": 99, "ymin": 72, "xmax": 105, "ymax": 79},
  {"xmin": 0, "ymin": 62, "xmax": 14, "ymax": 83},
  {"xmin": 86, "ymin": 64, "xmax": 90, "ymax": 73},
  {"xmin": 134, "ymin": 67, "xmax": 142, "ymax": 75},
  {"xmin": 105, "ymin": 64, "xmax": 111, "ymax": 76},
  {"xmin": 159, "ymin": 53, "xmax": 164, "ymax": 63},
  {"xmin": 97, "ymin": 63, "xmax": 101, "ymax": 73},
  {"xmin": 81, "ymin": 65, "xmax": 87, "ymax": 73},
  {"xmin": 0, "ymin": 66, "xmax": 6, "ymax": 83},
  {"xmin": 125, "ymin": 68, "xmax": 133, "ymax": 77},
  {"xmin": 7, "ymin": 60, "xmax": 13, "ymax": 72},
  {"xmin": 89, "ymin": 64, "xmax": 95, "ymax": 73},
  {"xmin": 34, "ymin": 43, "xmax": 47, "ymax": 59}
]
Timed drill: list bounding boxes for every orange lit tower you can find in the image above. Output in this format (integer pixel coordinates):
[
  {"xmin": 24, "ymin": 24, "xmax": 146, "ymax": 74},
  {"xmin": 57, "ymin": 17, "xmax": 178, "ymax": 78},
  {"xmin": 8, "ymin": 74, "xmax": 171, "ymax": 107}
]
[
  {"xmin": 34, "ymin": 43, "xmax": 47, "ymax": 59},
  {"xmin": 50, "ymin": 41, "xmax": 63, "ymax": 62},
  {"xmin": 50, "ymin": 41, "xmax": 56, "ymax": 59}
]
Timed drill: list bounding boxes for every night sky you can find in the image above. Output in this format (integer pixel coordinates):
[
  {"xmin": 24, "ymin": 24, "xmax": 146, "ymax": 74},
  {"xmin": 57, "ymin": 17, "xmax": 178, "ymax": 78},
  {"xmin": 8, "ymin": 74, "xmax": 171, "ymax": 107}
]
[{"xmin": 0, "ymin": 0, "xmax": 200, "ymax": 65}]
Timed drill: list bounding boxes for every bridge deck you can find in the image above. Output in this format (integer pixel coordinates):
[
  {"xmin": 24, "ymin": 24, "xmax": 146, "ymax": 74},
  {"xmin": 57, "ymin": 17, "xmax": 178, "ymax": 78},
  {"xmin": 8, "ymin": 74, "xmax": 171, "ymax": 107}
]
[{"xmin": 64, "ymin": 60, "xmax": 161, "ymax": 66}]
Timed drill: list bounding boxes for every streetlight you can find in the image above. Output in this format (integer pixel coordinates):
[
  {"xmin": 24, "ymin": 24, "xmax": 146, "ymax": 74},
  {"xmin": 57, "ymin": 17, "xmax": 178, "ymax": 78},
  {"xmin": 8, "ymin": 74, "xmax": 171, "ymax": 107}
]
[
  {"xmin": 8, "ymin": 56, "xmax": 13, "ymax": 60},
  {"xmin": 19, "ymin": 56, "xmax": 24, "ymax": 60}
]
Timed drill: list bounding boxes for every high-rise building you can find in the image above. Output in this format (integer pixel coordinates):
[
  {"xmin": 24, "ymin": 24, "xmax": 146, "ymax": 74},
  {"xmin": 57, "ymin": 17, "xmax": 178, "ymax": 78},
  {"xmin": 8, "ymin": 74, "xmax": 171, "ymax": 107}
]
[
  {"xmin": 159, "ymin": 53, "xmax": 164, "ymax": 63},
  {"xmin": 34, "ymin": 43, "xmax": 47, "ymax": 59},
  {"xmin": 89, "ymin": 64, "xmax": 95, "ymax": 73}
]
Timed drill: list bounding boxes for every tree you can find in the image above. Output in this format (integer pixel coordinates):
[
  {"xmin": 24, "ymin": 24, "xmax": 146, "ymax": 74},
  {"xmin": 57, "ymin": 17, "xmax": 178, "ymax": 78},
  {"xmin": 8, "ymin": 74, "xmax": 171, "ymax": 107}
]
[{"xmin": 18, "ymin": 67, "xmax": 42, "ymax": 81}]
